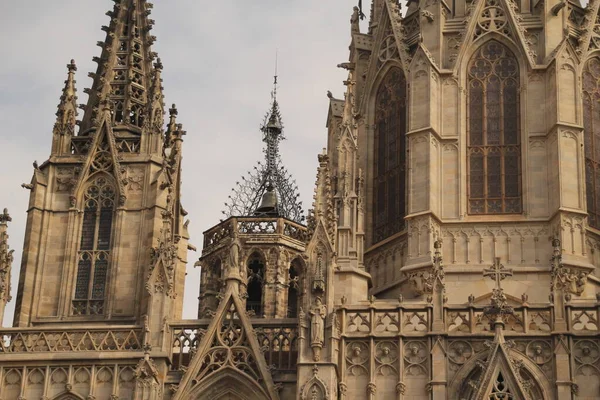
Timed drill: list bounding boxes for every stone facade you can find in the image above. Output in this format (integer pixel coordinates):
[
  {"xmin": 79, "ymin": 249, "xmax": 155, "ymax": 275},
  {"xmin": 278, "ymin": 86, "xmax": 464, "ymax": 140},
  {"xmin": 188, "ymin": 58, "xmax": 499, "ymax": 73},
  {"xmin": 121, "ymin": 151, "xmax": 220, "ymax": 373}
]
[{"xmin": 1, "ymin": 0, "xmax": 600, "ymax": 399}]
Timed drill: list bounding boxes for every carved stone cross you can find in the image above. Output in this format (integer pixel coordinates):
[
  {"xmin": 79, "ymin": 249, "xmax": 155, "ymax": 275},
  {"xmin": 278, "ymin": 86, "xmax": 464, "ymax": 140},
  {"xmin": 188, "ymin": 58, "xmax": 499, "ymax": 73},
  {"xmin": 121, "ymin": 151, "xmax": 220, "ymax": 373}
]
[
  {"xmin": 0, "ymin": 209, "xmax": 11, "ymax": 224},
  {"xmin": 483, "ymin": 257, "xmax": 513, "ymax": 291}
]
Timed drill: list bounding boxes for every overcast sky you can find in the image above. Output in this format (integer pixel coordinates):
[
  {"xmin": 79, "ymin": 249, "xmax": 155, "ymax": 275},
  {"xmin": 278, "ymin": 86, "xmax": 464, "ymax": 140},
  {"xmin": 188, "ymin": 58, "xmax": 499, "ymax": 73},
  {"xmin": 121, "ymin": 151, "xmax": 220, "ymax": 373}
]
[{"xmin": 0, "ymin": 0, "xmax": 369, "ymax": 325}]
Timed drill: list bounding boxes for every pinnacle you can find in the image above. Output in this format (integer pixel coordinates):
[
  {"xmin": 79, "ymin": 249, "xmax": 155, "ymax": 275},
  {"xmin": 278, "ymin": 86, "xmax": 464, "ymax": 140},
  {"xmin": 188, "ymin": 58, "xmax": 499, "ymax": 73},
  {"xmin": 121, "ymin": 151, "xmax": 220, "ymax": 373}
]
[
  {"xmin": 53, "ymin": 59, "xmax": 79, "ymax": 136},
  {"xmin": 80, "ymin": 0, "xmax": 159, "ymax": 134}
]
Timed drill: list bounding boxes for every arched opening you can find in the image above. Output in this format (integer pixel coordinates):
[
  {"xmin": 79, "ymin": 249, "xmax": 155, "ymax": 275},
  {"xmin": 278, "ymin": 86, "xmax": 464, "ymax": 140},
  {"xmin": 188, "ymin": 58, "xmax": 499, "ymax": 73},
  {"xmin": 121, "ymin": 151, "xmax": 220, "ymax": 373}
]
[
  {"xmin": 287, "ymin": 260, "xmax": 300, "ymax": 318},
  {"xmin": 199, "ymin": 259, "xmax": 223, "ymax": 318},
  {"xmin": 187, "ymin": 368, "xmax": 270, "ymax": 400},
  {"xmin": 373, "ymin": 66, "xmax": 408, "ymax": 244},
  {"xmin": 246, "ymin": 253, "xmax": 264, "ymax": 317},
  {"xmin": 73, "ymin": 175, "xmax": 116, "ymax": 316},
  {"xmin": 207, "ymin": 259, "xmax": 223, "ymax": 292},
  {"xmin": 467, "ymin": 40, "xmax": 522, "ymax": 215}
]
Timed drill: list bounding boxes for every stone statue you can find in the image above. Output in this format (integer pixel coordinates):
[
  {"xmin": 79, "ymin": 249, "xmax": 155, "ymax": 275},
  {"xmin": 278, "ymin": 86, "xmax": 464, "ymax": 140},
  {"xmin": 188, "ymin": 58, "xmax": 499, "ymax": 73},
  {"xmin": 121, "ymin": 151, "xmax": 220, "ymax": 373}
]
[
  {"xmin": 228, "ymin": 232, "xmax": 242, "ymax": 276},
  {"xmin": 351, "ymin": 6, "xmax": 360, "ymax": 34},
  {"xmin": 310, "ymin": 297, "xmax": 327, "ymax": 361}
]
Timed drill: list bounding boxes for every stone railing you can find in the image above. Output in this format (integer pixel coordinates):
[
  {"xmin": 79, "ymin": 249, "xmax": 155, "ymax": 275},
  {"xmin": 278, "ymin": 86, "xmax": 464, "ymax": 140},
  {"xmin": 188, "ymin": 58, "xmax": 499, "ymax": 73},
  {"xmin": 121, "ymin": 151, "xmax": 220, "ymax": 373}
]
[
  {"xmin": 169, "ymin": 319, "xmax": 299, "ymax": 373},
  {"xmin": 202, "ymin": 217, "xmax": 309, "ymax": 253},
  {"xmin": 0, "ymin": 326, "xmax": 144, "ymax": 353},
  {"xmin": 338, "ymin": 300, "xmax": 600, "ymax": 336}
]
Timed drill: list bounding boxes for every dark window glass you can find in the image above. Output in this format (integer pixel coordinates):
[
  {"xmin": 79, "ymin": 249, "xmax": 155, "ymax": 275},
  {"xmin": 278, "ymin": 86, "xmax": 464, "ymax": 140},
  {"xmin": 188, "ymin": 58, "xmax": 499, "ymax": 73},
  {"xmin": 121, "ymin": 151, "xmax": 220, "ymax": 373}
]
[
  {"xmin": 467, "ymin": 41, "xmax": 522, "ymax": 214},
  {"xmin": 73, "ymin": 176, "xmax": 115, "ymax": 315},
  {"xmin": 584, "ymin": 58, "xmax": 600, "ymax": 229},
  {"xmin": 373, "ymin": 67, "xmax": 407, "ymax": 243}
]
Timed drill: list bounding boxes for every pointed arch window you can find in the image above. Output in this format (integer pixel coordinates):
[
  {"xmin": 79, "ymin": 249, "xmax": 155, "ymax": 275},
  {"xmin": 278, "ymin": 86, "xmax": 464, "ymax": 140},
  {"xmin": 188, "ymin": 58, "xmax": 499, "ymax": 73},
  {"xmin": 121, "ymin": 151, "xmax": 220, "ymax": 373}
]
[
  {"xmin": 287, "ymin": 261, "xmax": 300, "ymax": 318},
  {"xmin": 72, "ymin": 176, "xmax": 116, "ymax": 316},
  {"xmin": 373, "ymin": 67, "xmax": 407, "ymax": 243},
  {"xmin": 584, "ymin": 58, "xmax": 600, "ymax": 229},
  {"xmin": 468, "ymin": 41, "xmax": 522, "ymax": 214},
  {"xmin": 246, "ymin": 255, "xmax": 264, "ymax": 317}
]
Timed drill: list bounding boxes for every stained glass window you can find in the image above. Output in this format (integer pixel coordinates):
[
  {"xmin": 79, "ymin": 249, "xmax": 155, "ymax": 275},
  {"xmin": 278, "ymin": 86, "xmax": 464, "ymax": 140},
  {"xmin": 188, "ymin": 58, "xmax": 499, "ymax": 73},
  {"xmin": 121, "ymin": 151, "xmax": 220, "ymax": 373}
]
[
  {"xmin": 584, "ymin": 58, "xmax": 600, "ymax": 229},
  {"xmin": 373, "ymin": 67, "xmax": 407, "ymax": 243},
  {"xmin": 468, "ymin": 41, "xmax": 522, "ymax": 214},
  {"xmin": 73, "ymin": 176, "xmax": 115, "ymax": 316}
]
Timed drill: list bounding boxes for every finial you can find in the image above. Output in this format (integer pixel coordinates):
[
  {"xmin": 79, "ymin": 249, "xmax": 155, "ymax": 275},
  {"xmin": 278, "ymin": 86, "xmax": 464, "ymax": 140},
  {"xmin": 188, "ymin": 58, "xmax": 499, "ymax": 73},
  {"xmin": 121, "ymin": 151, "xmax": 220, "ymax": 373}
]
[
  {"xmin": 273, "ymin": 49, "xmax": 278, "ymax": 101},
  {"xmin": 0, "ymin": 209, "xmax": 11, "ymax": 225},
  {"xmin": 67, "ymin": 59, "xmax": 77, "ymax": 72},
  {"xmin": 169, "ymin": 104, "xmax": 178, "ymax": 117}
]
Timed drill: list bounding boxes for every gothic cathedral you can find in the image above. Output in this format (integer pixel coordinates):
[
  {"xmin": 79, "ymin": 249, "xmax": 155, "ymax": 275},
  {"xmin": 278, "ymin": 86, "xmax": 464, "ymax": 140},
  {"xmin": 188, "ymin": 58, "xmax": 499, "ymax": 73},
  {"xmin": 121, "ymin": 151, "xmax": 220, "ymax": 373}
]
[{"xmin": 1, "ymin": 0, "xmax": 600, "ymax": 399}]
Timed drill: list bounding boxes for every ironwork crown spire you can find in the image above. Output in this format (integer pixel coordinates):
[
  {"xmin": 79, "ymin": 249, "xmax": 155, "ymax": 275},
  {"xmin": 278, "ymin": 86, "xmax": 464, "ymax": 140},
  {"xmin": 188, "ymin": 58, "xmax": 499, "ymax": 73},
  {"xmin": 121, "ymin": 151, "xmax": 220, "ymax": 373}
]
[{"xmin": 223, "ymin": 69, "xmax": 304, "ymax": 223}]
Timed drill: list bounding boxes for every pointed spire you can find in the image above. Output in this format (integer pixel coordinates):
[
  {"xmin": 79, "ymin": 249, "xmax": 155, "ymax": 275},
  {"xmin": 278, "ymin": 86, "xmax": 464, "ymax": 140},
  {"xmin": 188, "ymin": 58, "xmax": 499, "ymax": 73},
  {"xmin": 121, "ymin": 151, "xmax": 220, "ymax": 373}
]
[
  {"xmin": 53, "ymin": 59, "xmax": 79, "ymax": 136},
  {"xmin": 223, "ymin": 67, "xmax": 304, "ymax": 223},
  {"xmin": 261, "ymin": 69, "xmax": 284, "ymax": 188},
  {"xmin": 149, "ymin": 58, "xmax": 165, "ymax": 132},
  {"xmin": 0, "ymin": 208, "xmax": 13, "ymax": 321},
  {"xmin": 165, "ymin": 103, "xmax": 178, "ymax": 148},
  {"xmin": 80, "ymin": 0, "xmax": 158, "ymax": 133}
]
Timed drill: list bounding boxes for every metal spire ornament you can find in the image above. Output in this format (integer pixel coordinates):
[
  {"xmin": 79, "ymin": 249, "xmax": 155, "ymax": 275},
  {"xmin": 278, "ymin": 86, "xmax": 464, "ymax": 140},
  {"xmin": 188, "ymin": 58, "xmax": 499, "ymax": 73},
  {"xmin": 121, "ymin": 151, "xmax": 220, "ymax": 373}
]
[{"xmin": 223, "ymin": 70, "xmax": 304, "ymax": 223}]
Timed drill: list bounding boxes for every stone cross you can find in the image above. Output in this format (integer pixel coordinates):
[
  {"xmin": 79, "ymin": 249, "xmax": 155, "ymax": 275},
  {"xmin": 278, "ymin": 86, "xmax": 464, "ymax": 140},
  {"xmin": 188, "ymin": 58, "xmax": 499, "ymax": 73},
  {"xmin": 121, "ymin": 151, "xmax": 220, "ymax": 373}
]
[
  {"xmin": 483, "ymin": 257, "xmax": 513, "ymax": 290},
  {"xmin": 0, "ymin": 209, "xmax": 11, "ymax": 225}
]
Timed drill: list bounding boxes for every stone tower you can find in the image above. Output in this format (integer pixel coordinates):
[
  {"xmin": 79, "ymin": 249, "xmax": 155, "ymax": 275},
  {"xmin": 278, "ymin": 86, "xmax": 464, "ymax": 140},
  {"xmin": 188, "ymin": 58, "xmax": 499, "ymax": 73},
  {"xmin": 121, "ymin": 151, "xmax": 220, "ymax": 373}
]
[
  {"xmin": 1, "ymin": 1, "xmax": 190, "ymax": 399},
  {"xmin": 1, "ymin": 0, "xmax": 600, "ymax": 399},
  {"xmin": 13, "ymin": 0, "xmax": 189, "ymax": 329}
]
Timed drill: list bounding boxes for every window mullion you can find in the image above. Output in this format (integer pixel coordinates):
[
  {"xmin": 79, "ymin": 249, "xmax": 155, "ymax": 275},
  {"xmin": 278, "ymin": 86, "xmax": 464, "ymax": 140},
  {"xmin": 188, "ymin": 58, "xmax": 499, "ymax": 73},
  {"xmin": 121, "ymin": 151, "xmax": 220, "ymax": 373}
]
[
  {"xmin": 483, "ymin": 81, "xmax": 489, "ymax": 213},
  {"xmin": 500, "ymin": 78, "xmax": 506, "ymax": 213},
  {"xmin": 89, "ymin": 208, "xmax": 101, "ymax": 303}
]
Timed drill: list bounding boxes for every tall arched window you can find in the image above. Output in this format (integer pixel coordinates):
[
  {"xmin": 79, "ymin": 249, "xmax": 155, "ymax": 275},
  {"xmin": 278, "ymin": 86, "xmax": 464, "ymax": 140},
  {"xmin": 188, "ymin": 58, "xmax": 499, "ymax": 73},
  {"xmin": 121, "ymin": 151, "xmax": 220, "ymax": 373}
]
[
  {"xmin": 73, "ymin": 176, "xmax": 116, "ymax": 315},
  {"xmin": 373, "ymin": 67, "xmax": 407, "ymax": 243},
  {"xmin": 287, "ymin": 261, "xmax": 300, "ymax": 318},
  {"xmin": 467, "ymin": 41, "xmax": 522, "ymax": 214},
  {"xmin": 583, "ymin": 58, "xmax": 600, "ymax": 229},
  {"xmin": 246, "ymin": 254, "xmax": 264, "ymax": 317}
]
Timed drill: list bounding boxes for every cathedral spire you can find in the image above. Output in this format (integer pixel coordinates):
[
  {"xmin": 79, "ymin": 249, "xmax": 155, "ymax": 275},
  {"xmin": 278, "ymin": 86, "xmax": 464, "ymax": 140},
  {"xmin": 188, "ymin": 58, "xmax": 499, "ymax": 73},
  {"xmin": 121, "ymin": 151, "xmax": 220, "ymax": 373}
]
[
  {"xmin": 223, "ymin": 72, "xmax": 304, "ymax": 223},
  {"xmin": 80, "ymin": 0, "xmax": 158, "ymax": 134},
  {"xmin": 0, "ymin": 208, "xmax": 13, "ymax": 325}
]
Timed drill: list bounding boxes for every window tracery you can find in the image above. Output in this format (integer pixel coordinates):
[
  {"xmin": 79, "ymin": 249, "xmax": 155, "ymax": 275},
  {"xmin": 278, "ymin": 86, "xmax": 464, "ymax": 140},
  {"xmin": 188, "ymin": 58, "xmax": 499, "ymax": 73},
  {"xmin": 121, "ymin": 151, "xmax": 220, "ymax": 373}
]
[
  {"xmin": 489, "ymin": 371, "xmax": 514, "ymax": 399},
  {"xmin": 583, "ymin": 57, "xmax": 600, "ymax": 229},
  {"xmin": 73, "ymin": 176, "xmax": 116, "ymax": 316},
  {"xmin": 373, "ymin": 67, "xmax": 407, "ymax": 243},
  {"xmin": 467, "ymin": 41, "xmax": 522, "ymax": 214}
]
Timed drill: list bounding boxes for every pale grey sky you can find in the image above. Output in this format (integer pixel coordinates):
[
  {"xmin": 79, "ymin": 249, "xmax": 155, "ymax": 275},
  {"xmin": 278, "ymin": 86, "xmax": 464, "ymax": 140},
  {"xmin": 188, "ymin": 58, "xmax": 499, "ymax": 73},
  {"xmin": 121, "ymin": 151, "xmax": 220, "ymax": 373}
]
[{"xmin": 0, "ymin": 0, "xmax": 367, "ymax": 324}]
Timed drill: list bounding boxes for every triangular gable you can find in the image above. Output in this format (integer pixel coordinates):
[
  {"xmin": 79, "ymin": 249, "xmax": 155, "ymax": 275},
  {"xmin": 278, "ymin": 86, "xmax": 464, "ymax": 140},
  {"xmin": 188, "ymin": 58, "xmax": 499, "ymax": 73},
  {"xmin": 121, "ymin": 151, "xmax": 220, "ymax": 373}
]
[
  {"xmin": 71, "ymin": 110, "xmax": 126, "ymax": 206},
  {"xmin": 307, "ymin": 218, "xmax": 335, "ymax": 257},
  {"xmin": 456, "ymin": 0, "xmax": 536, "ymax": 72},
  {"xmin": 475, "ymin": 343, "xmax": 530, "ymax": 399},
  {"xmin": 543, "ymin": 35, "xmax": 581, "ymax": 69},
  {"xmin": 146, "ymin": 219, "xmax": 178, "ymax": 298},
  {"xmin": 172, "ymin": 287, "xmax": 279, "ymax": 400}
]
